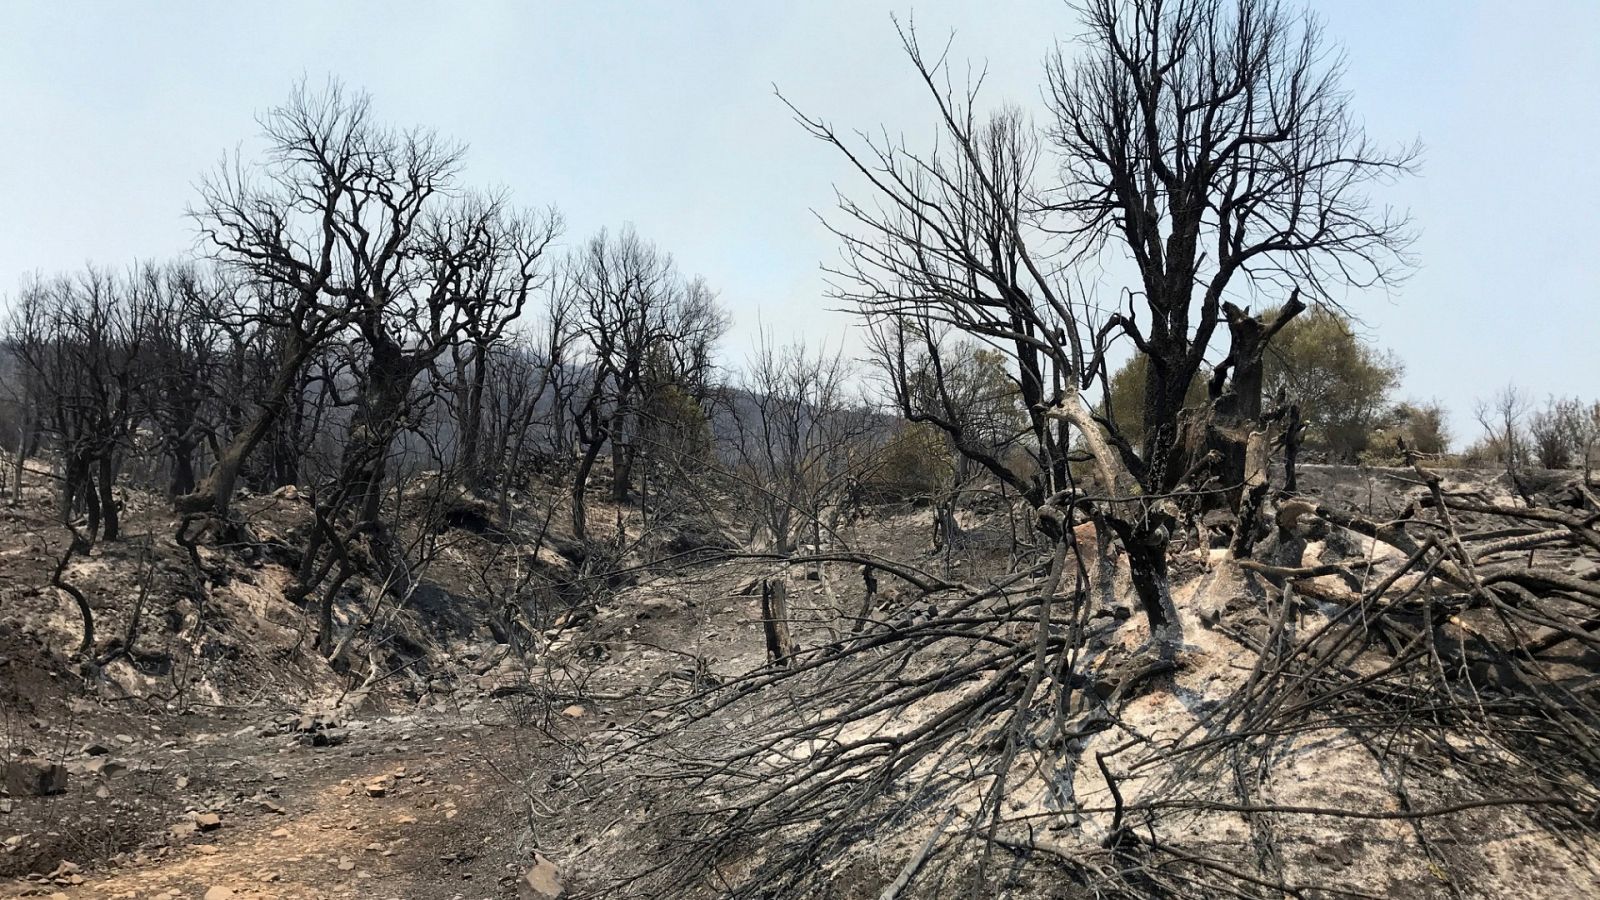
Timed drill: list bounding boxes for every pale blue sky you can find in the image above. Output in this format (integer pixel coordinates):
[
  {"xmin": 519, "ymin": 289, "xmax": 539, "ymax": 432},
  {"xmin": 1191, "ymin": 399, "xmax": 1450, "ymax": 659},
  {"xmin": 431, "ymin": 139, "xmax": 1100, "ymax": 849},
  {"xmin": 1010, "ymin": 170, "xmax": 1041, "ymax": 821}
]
[{"xmin": 2, "ymin": 2, "xmax": 1596, "ymax": 441}]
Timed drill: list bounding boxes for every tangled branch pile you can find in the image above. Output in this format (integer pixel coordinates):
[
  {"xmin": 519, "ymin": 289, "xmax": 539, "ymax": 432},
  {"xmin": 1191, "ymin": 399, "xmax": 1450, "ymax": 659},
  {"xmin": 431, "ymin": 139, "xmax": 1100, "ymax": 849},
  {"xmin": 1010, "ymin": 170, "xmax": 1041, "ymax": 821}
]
[{"xmin": 600, "ymin": 460, "xmax": 1598, "ymax": 898}]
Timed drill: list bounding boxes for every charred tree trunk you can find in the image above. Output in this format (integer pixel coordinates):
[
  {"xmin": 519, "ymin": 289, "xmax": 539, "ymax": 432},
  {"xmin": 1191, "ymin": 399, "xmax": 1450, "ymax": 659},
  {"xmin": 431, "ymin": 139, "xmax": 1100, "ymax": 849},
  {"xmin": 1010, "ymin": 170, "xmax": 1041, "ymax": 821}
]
[
  {"xmin": 457, "ymin": 342, "xmax": 489, "ymax": 485},
  {"xmin": 570, "ymin": 434, "xmax": 605, "ymax": 543},
  {"xmin": 760, "ymin": 579, "xmax": 795, "ymax": 667},
  {"xmin": 8, "ymin": 407, "xmax": 34, "ymax": 506},
  {"xmin": 1212, "ymin": 293, "xmax": 1305, "ymax": 493},
  {"xmin": 96, "ymin": 454, "xmax": 119, "ymax": 541},
  {"xmin": 1283, "ymin": 404, "xmax": 1304, "ymax": 493},
  {"xmin": 51, "ymin": 530, "xmax": 94, "ymax": 657},
  {"xmin": 168, "ymin": 436, "xmax": 198, "ymax": 497},
  {"xmin": 609, "ymin": 406, "xmax": 635, "ymax": 503}
]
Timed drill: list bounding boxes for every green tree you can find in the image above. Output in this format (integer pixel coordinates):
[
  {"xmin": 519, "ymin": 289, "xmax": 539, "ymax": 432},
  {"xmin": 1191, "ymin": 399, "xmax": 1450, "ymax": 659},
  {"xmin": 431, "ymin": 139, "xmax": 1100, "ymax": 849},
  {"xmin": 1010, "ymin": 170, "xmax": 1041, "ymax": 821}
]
[{"xmin": 1263, "ymin": 308, "xmax": 1402, "ymax": 461}]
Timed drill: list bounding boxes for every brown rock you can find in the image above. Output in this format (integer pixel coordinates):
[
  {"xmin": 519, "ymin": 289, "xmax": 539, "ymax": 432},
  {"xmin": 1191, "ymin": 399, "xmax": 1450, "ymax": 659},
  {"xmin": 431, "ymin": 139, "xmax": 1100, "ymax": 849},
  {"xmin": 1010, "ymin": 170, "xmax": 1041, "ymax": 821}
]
[
  {"xmin": 518, "ymin": 852, "xmax": 566, "ymax": 900},
  {"xmin": 204, "ymin": 888, "xmax": 235, "ymax": 900},
  {"xmin": 364, "ymin": 782, "xmax": 387, "ymax": 798},
  {"xmin": 196, "ymin": 812, "xmax": 223, "ymax": 831}
]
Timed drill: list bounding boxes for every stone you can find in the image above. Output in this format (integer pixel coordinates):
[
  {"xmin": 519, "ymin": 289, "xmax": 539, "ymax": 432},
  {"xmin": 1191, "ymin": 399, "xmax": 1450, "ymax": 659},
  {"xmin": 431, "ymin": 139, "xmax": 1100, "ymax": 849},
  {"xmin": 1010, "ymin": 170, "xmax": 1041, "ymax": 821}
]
[
  {"xmin": 364, "ymin": 782, "xmax": 387, "ymax": 798},
  {"xmin": 3, "ymin": 759, "xmax": 67, "ymax": 796},
  {"xmin": 518, "ymin": 852, "xmax": 566, "ymax": 900},
  {"xmin": 196, "ymin": 812, "xmax": 223, "ymax": 831},
  {"xmin": 86, "ymin": 757, "xmax": 128, "ymax": 778},
  {"xmin": 305, "ymin": 728, "xmax": 349, "ymax": 748},
  {"xmin": 82, "ymin": 742, "xmax": 112, "ymax": 757},
  {"xmin": 560, "ymin": 705, "xmax": 586, "ymax": 719},
  {"xmin": 204, "ymin": 888, "xmax": 235, "ymax": 900}
]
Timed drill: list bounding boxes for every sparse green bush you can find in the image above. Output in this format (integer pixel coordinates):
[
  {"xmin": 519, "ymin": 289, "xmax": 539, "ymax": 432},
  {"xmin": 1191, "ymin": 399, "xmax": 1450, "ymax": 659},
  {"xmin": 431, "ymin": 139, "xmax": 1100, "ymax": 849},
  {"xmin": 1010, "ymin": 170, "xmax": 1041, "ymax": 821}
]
[
  {"xmin": 1359, "ymin": 400, "xmax": 1451, "ymax": 465},
  {"xmin": 862, "ymin": 422, "xmax": 953, "ymax": 502}
]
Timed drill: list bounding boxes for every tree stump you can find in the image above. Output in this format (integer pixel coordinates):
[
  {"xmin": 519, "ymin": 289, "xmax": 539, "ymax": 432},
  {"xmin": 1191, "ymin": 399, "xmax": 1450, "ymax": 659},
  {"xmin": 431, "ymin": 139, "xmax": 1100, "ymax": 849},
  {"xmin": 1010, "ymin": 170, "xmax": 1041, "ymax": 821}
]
[{"xmin": 760, "ymin": 579, "xmax": 795, "ymax": 667}]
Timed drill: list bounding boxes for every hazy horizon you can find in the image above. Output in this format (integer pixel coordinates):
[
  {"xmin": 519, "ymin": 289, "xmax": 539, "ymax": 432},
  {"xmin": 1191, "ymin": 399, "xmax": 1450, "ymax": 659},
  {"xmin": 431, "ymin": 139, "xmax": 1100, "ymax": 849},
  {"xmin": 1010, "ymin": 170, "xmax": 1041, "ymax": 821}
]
[{"xmin": 3, "ymin": 1, "xmax": 1597, "ymax": 444}]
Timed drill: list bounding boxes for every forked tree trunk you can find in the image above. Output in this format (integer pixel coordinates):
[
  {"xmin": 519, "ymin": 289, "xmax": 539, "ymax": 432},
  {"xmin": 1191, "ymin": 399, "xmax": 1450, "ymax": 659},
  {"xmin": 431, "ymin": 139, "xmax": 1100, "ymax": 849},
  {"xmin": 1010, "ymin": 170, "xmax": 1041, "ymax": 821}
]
[
  {"xmin": 182, "ymin": 336, "xmax": 316, "ymax": 517},
  {"xmin": 1048, "ymin": 391, "xmax": 1182, "ymax": 647}
]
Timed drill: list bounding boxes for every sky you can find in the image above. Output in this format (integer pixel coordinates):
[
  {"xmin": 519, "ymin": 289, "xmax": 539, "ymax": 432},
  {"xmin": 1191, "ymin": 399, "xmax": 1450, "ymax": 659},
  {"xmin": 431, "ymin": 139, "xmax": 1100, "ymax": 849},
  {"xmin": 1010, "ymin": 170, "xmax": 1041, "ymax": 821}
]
[{"xmin": 2, "ymin": 1, "xmax": 1596, "ymax": 444}]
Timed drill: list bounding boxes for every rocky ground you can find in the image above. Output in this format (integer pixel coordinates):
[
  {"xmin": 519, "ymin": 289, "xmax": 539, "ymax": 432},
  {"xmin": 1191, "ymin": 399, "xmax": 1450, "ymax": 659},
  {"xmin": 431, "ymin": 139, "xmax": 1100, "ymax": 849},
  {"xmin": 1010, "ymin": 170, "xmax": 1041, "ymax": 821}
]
[{"xmin": 2, "ymin": 704, "xmax": 556, "ymax": 899}]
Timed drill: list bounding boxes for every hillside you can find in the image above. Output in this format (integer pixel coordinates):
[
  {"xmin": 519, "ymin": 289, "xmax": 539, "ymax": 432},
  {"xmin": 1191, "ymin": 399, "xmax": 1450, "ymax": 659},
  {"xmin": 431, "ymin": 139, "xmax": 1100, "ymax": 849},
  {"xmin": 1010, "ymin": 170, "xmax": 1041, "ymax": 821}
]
[{"xmin": 1, "ymin": 462, "xmax": 1596, "ymax": 898}]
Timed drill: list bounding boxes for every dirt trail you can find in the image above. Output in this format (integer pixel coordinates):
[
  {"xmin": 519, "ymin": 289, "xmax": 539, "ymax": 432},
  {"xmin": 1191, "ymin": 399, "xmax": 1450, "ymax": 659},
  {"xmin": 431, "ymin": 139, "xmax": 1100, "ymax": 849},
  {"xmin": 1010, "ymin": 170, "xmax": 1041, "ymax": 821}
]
[{"xmin": 3, "ymin": 705, "xmax": 563, "ymax": 900}]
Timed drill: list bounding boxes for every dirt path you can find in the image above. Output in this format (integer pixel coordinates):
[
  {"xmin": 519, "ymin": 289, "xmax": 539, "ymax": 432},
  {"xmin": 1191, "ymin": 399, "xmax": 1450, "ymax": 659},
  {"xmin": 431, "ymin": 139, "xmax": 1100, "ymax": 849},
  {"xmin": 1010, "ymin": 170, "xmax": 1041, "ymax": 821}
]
[{"xmin": 4, "ymin": 704, "xmax": 565, "ymax": 900}]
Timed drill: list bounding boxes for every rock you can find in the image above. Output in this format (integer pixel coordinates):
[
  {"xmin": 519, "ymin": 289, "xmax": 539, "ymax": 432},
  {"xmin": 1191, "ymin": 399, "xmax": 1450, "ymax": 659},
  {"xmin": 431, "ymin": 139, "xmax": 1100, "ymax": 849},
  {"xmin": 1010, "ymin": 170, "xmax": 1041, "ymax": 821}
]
[
  {"xmin": 561, "ymin": 705, "xmax": 586, "ymax": 719},
  {"xmin": 518, "ymin": 852, "xmax": 566, "ymax": 900},
  {"xmin": 85, "ymin": 757, "xmax": 128, "ymax": 778},
  {"xmin": 0, "ymin": 799, "xmax": 13, "ymax": 813},
  {"xmin": 303, "ymin": 728, "xmax": 349, "ymax": 748},
  {"xmin": 196, "ymin": 812, "xmax": 223, "ymax": 831},
  {"xmin": 3, "ymin": 759, "xmax": 67, "ymax": 796},
  {"xmin": 364, "ymin": 782, "xmax": 387, "ymax": 798},
  {"xmin": 82, "ymin": 742, "xmax": 112, "ymax": 757},
  {"xmin": 204, "ymin": 888, "xmax": 235, "ymax": 900}
]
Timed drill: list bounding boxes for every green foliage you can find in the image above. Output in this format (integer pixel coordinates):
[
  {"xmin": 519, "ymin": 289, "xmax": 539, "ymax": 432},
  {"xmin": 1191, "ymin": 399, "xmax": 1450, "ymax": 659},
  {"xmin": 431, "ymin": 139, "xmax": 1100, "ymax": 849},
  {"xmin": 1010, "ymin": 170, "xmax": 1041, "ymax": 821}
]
[
  {"xmin": 1263, "ymin": 307, "xmax": 1402, "ymax": 461},
  {"xmin": 641, "ymin": 382, "xmax": 713, "ymax": 467},
  {"xmin": 1359, "ymin": 401, "xmax": 1451, "ymax": 465},
  {"xmin": 1526, "ymin": 396, "xmax": 1600, "ymax": 470},
  {"xmin": 863, "ymin": 422, "xmax": 954, "ymax": 502}
]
